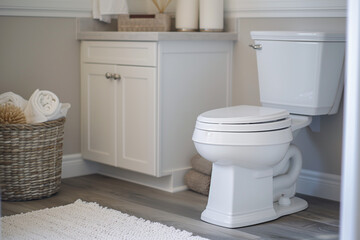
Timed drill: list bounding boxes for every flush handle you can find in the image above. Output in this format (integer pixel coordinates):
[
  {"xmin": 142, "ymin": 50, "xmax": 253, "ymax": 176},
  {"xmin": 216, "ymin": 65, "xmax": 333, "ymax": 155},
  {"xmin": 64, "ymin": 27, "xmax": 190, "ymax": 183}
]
[{"xmin": 249, "ymin": 44, "xmax": 262, "ymax": 50}]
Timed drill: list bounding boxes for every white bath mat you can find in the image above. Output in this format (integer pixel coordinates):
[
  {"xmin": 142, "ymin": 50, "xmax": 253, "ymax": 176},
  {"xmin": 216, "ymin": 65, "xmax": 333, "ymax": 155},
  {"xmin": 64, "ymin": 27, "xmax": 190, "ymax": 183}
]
[{"xmin": 1, "ymin": 199, "xmax": 208, "ymax": 240}]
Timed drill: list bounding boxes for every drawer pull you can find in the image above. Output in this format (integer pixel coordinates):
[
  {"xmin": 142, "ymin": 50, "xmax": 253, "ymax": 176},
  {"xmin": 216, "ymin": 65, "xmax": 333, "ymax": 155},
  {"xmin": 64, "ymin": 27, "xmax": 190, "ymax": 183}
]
[{"xmin": 105, "ymin": 72, "xmax": 113, "ymax": 79}]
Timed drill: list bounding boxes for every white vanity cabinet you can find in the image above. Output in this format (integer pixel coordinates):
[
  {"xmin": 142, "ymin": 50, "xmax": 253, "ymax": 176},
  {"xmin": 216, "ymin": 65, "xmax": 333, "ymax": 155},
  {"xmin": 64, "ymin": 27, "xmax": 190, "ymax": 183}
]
[
  {"xmin": 81, "ymin": 39, "xmax": 233, "ymax": 182},
  {"xmin": 81, "ymin": 41, "xmax": 157, "ymax": 175}
]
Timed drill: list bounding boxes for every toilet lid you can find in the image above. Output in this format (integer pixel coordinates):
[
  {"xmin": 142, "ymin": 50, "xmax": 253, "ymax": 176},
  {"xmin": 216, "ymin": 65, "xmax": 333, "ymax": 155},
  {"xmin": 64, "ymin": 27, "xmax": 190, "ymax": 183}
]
[
  {"xmin": 197, "ymin": 105, "xmax": 289, "ymax": 124},
  {"xmin": 196, "ymin": 105, "xmax": 291, "ymax": 132}
]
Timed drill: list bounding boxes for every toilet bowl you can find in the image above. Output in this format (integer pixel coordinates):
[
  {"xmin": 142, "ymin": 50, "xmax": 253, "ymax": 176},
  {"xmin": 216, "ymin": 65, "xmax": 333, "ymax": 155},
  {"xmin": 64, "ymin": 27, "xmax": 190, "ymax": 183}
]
[
  {"xmin": 192, "ymin": 31, "xmax": 345, "ymax": 228},
  {"xmin": 193, "ymin": 105, "xmax": 310, "ymax": 228}
]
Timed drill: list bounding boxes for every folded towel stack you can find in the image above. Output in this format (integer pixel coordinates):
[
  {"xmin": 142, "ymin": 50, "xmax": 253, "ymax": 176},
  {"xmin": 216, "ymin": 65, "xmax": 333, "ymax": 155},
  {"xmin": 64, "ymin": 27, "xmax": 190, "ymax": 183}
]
[
  {"xmin": 184, "ymin": 154, "xmax": 212, "ymax": 196},
  {"xmin": 0, "ymin": 90, "xmax": 71, "ymax": 124},
  {"xmin": 93, "ymin": 0, "xmax": 129, "ymax": 23}
]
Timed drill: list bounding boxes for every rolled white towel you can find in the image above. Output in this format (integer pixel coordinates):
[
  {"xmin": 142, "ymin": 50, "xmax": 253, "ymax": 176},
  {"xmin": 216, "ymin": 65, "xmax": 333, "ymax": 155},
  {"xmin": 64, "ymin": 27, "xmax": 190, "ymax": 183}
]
[
  {"xmin": 0, "ymin": 92, "xmax": 28, "ymax": 110},
  {"xmin": 49, "ymin": 103, "xmax": 71, "ymax": 121},
  {"xmin": 24, "ymin": 89, "xmax": 64, "ymax": 123}
]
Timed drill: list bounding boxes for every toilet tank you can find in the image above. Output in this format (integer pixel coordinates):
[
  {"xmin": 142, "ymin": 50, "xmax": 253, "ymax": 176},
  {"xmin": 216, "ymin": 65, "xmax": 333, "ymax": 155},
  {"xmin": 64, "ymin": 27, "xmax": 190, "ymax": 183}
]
[{"xmin": 250, "ymin": 31, "xmax": 345, "ymax": 115}]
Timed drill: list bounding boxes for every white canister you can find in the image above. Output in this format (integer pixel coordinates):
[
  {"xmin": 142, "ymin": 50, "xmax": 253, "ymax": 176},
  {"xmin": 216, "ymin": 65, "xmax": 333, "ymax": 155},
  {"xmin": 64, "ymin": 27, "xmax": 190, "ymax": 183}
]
[
  {"xmin": 199, "ymin": 0, "xmax": 224, "ymax": 32},
  {"xmin": 176, "ymin": 0, "xmax": 199, "ymax": 31}
]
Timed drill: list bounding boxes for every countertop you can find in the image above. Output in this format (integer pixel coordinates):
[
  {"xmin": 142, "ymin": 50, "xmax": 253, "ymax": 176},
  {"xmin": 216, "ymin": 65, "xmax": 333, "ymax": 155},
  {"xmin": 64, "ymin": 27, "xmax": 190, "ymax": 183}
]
[
  {"xmin": 77, "ymin": 31, "xmax": 238, "ymax": 41},
  {"xmin": 76, "ymin": 18, "xmax": 238, "ymax": 42}
]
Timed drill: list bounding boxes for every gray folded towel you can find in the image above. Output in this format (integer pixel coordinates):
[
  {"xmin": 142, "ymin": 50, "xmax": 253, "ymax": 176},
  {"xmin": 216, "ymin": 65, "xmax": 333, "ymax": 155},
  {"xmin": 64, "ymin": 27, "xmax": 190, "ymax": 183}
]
[
  {"xmin": 191, "ymin": 154, "xmax": 212, "ymax": 176},
  {"xmin": 184, "ymin": 169, "xmax": 211, "ymax": 196}
]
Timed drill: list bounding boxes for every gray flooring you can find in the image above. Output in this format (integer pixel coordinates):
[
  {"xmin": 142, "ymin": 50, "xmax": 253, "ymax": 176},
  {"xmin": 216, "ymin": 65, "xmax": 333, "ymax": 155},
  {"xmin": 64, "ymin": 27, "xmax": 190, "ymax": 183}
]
[{"xmin": 1, "ymin": 174, "xmax": 339, "ymax": 240}]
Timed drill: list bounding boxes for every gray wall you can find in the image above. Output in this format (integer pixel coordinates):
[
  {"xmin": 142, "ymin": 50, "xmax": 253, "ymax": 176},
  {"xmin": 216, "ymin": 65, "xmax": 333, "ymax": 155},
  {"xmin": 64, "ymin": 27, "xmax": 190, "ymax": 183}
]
[
  {"xmin": 233, "ymin": 18, "xmax": 346, "ymax": 175},
  {"xmin": 0, "ymin": 16, "xmax": 346, "ymax": 176},
  {"xmin": 0, "ymin": 17, "xmax": 81, "ymax": 155}
]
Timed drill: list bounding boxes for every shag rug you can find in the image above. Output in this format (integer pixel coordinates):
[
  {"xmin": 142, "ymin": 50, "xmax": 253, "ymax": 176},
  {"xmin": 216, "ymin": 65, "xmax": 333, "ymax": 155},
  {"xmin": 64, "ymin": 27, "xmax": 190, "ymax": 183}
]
[{"xmin": 1, "ymin": 199, "xmax": 208, "ymax": 240}]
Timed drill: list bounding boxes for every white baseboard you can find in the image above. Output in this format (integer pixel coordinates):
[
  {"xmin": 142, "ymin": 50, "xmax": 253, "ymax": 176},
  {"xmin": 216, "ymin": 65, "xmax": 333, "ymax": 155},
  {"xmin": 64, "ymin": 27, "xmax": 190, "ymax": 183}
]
[
  {"xmin": 297, "ymin": 169, "xmax": 341, "ymax": 202},
  {"xmin": 62, "ymin": 153, "xmax": 97, "ymax": 179},
  {"xmin": 62, "ymin": 154, "xmax": 341, "ymax": 201}
]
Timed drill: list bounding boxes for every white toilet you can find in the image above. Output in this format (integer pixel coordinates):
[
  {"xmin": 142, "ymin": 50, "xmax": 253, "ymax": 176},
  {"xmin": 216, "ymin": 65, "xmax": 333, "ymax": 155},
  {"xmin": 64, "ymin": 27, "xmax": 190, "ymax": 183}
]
[{"xmin": 192, "ymin": 31, "xmax": 345, "ymax": 228}]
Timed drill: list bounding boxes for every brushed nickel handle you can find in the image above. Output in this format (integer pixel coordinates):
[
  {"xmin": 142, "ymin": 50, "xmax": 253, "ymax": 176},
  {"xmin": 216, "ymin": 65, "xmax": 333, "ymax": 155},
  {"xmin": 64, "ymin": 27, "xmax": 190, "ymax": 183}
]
[
  {"xmin": 105, "ymin": 72, "xmax": 113, "ymax": 79},
  {"xmin": 249, "ymin": 44, "xmax": 262, "ymax": 50},
  {"xmin": 113, "ymin": 74, "xmax": 121, "ymax": 80}
]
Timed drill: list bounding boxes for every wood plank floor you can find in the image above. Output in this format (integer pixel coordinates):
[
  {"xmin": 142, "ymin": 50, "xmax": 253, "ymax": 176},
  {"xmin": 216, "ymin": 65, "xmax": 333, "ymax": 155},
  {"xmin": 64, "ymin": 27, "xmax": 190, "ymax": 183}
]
[{"xmin": 1, "ymin": 174, "xmax": 339, "ymax": 240}]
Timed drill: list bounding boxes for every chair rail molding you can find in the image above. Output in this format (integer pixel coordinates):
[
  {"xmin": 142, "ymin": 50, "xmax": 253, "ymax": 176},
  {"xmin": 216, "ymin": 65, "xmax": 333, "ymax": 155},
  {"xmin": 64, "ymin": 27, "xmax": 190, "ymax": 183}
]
[
  {"xmin": 0, "ymin": 0, "xmax": 346, "ymax": 18},
  {"xmin": 225, "ymin": 0, "xmax": 347, "ymax": 18},
  {"xmin": 0, "ymin": 0, "xmax": 92, "ymax": 17}
]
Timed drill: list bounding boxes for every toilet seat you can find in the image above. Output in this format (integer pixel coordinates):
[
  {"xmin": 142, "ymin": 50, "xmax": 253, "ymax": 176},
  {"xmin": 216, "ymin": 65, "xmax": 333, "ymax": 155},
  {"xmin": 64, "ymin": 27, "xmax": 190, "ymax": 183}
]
[{"xmin": 196, "ymin": 105, "xmax": 291, "ymax": 132}]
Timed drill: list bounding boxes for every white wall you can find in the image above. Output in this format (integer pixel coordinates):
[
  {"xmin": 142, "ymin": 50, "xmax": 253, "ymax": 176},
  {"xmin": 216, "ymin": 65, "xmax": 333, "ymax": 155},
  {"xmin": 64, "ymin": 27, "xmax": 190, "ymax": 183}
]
[{"xmin": 340, "ymin": 0, "xmax": 360, "ymax": 237}]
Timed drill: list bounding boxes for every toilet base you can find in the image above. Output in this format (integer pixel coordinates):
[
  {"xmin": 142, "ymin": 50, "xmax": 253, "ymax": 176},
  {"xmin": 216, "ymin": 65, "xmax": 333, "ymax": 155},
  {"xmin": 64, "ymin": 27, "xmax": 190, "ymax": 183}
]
[{"xmin": 201, "ymin": 196, "xmax": 308, "ymax": 228}]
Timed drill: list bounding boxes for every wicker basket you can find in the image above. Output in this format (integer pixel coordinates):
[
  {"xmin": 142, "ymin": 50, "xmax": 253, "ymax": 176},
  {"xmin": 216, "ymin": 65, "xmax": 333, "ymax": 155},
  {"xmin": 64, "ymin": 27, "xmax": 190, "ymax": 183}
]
[
  {"xmin": 0, "ymin": 117, "xmax": 65, "ymax": 201},
  {"xmin": 118, "ymin": 13, "xmax": 171, "ymax": 32}
]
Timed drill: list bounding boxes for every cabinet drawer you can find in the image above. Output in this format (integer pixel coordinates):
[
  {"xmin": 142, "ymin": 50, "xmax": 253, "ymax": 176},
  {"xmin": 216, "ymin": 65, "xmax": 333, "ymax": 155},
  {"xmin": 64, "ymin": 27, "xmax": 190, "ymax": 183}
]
[{"xmin": 81, "ymin": 41, "xmax": 157, "ymax": 67}]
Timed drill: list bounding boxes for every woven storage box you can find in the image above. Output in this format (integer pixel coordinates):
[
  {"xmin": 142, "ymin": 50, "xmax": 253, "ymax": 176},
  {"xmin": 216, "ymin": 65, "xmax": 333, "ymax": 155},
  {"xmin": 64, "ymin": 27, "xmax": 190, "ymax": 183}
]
[
  {"xmin": 0, "ymin": 117, "xmax": 65, "ymax": 201},
  {"xmin": 118, "ymin": 14, "xmax": 171, "ymax": 32}
]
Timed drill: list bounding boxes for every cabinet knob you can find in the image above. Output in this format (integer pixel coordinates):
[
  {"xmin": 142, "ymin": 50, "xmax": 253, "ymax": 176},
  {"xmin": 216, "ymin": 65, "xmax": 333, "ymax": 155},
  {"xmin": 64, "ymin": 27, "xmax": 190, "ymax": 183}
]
[
  {"xmin": 113, "ymin": 74, "xmax": 121, "ymax": 80},
  {"xmin": 105, "ymin": 72, "xmax": 113, "ymax": 79}
]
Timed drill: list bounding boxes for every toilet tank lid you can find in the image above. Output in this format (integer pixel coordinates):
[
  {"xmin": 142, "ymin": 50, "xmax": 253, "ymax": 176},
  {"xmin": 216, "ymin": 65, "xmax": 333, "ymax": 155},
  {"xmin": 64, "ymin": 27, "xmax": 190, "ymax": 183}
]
[
  {"xmin": 197, "ymin": 105, "xmax": 289, "ymax": 124},
  {"xmin": 251, "ymin": 31, "xmax": 345, "ymax": 42}
]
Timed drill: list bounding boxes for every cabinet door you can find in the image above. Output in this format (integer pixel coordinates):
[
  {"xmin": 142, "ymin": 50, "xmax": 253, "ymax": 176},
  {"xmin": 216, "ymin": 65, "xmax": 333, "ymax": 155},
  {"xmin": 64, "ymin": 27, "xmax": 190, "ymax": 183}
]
[
  {"xmin": 81, "ymin": 63, "xmax": 117, "ymax": 166},
  {"xmin": 116, "ymin": 65, "xmax": 157, "ymax": 175}
]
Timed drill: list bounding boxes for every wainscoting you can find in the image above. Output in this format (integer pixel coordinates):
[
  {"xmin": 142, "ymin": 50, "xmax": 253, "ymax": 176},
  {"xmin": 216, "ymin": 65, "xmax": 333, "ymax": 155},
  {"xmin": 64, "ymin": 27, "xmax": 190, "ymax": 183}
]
[{"xmin": 0, "ymin": 0, "xmax": 346, "ymax": 18}]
